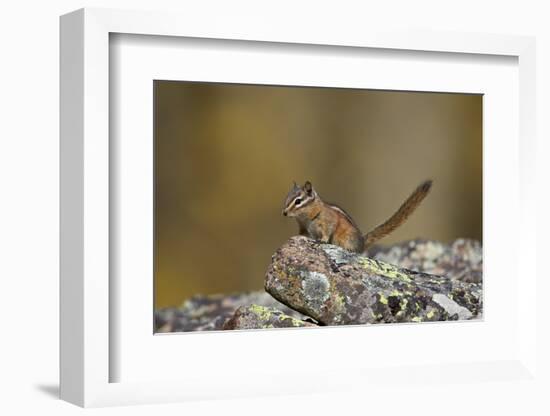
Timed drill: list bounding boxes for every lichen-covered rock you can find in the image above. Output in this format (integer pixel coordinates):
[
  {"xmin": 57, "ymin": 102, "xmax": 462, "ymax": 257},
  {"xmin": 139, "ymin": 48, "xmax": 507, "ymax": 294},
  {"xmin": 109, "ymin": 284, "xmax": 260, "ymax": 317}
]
[
  {"xmin": 155, "ymin": 291, "xmax": 312, "ymax": 332},
  {"xmin": 223, "ymin": 304, "xmax": 317, "ymax": 330},
  {"xmin": 265, "ymin": 236, "xmax": 483, "ymax": 326},
  {"xmin": 368, "ymin": 238, "xmax": 482, "ymax": 283}
]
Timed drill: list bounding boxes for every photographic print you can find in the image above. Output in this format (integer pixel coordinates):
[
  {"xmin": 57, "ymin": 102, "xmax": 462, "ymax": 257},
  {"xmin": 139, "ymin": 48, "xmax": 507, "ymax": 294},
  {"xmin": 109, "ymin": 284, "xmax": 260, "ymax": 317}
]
[{"xmin": 153, "ymin": 81, "xmax": 483, "ymax": 333}]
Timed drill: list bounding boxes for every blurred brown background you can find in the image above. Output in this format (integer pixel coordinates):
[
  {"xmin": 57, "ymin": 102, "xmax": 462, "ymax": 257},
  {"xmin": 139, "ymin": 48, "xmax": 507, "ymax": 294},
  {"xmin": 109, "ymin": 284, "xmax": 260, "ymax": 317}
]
[{"xmin": 154, "ymin": 81, "xmax": 482, "ymax": 309}]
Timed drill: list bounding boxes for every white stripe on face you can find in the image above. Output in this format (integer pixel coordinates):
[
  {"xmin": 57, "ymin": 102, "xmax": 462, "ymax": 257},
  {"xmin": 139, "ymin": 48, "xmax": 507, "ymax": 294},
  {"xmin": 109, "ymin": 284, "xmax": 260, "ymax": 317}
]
[{"xmin": 292, "ymin": 194, "xmax": 314, "ymax": 210}]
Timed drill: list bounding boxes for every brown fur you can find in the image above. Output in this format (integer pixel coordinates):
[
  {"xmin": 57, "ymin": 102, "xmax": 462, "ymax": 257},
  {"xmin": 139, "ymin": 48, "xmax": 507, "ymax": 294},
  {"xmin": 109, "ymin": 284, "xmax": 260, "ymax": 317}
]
[
  {"xmin": 283, "ymin": 180, "xmax": 432, "ymax": 253},
  {"xmin": 363, "ymin": 180, "xmax": 432, "ymax": 249}
]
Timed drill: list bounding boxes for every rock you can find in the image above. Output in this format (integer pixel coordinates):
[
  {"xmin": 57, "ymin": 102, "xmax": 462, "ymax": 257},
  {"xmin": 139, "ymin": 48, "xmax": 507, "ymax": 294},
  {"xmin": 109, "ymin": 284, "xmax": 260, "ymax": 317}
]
[
  {"xmin": 155, "ymin": 290, "xmax": 312, "ymax": 332},
  {"xmin": 265, "ymin": 236, "xmax": 483, "ymax": 326},
  {"xmin": 367, "ymin": 238, "xmax": 482, "ymax": 283},
  {"xmin": 156, "ymin": 237, "xmax": 483, "ymax": 332},
  {"xmin": 223, "ymin": 304, "xmax": 317, "ymax": 330}
]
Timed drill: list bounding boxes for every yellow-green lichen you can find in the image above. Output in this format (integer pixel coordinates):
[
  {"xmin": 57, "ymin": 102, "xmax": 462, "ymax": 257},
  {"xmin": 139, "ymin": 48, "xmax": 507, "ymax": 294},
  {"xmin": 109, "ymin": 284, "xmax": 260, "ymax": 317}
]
[
  {"xmin": 249, "ymin": 304, "xmax": 273, "ymax": 321},
  {"xmin": 379, "ymin": 294, "xmax": 388, "ymax": 305},
  {"xmin": 280, "ymin": 315, "xmax": 308, "ymax": 327},
  {"xmin": 249, "ymin": 305, "xmax": 310, "ymax": 327},
  {"xmin": 359, "ymin": 258, "xmax": 413, "ymax": 283},
  {"xmin": 411, "ymin": 317, "xmax": 423, "ymax": 323},
  {"xmin": 332, "ymin": 293, "xmax": 347, "ymax": 316},
  {"xmin": 426, "ymin": 310, "xmax": 435, "ymax": 319}
]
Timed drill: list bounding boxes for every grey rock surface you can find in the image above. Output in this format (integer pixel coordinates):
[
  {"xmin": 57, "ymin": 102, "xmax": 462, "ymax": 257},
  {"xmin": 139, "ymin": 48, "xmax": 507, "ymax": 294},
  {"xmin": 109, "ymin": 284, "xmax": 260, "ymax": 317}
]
[
  {"xmin": 265, "ymin": 236, "xmax": 482, "ymax": 326},
  {"xmin": 156, "ymin": 237, "xmax": 483, "ymax": 332},
  {"xmin": 223, "ymin": 304, "xmax": 316, "ymax": 330},
  {"xmin": 155, "ymin": 291, "xmax": 313, "ymax": 332},
  {"xmin": 368, "ymin": 238, "xmax": 482, "ymax": 283}
]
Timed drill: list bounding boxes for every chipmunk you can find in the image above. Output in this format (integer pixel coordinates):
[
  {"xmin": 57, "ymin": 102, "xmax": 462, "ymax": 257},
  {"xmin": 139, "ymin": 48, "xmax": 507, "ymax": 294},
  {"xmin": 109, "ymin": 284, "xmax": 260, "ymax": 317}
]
[{"xmin": 282, "ymin": 180, "xmax": 432, "ymax": 253}]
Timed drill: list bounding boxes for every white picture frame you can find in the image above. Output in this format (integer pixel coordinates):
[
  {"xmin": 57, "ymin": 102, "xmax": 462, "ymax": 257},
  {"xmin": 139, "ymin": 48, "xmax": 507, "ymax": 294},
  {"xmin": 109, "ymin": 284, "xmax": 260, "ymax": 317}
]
[{"xmin": 60, "ymin": 7, "xmax": 538, "ymax": 408}]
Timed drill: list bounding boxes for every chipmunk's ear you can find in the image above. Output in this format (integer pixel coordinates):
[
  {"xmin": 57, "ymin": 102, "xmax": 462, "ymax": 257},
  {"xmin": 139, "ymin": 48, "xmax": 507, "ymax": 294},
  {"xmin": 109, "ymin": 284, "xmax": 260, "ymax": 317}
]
[{"xmin": 304, "ymin": 181, "xmax": 313, "ymax": 194}]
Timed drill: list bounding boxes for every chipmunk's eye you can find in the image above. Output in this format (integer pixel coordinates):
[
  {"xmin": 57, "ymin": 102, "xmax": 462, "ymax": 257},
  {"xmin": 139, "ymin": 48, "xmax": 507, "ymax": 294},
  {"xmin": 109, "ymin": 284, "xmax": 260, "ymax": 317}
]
[{"xmin": 294, "ymin": 198, "xmax": 302, "ymax": 206}]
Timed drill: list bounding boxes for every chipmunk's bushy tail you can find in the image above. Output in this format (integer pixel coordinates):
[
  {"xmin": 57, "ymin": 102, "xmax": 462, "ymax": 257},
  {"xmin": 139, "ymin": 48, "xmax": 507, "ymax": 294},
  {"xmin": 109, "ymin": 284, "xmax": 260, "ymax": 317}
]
[{"xmin": 363, "ymin": 180, "xmax": 433, "ymax": 250}]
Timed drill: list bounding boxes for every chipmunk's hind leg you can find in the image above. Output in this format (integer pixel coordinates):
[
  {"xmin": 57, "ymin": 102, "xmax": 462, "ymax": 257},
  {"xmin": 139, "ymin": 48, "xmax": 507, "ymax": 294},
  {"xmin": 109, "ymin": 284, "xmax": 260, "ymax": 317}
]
[{"xmin": 332, "ymin": 224, "xmax": 364, "ymax": 253}]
